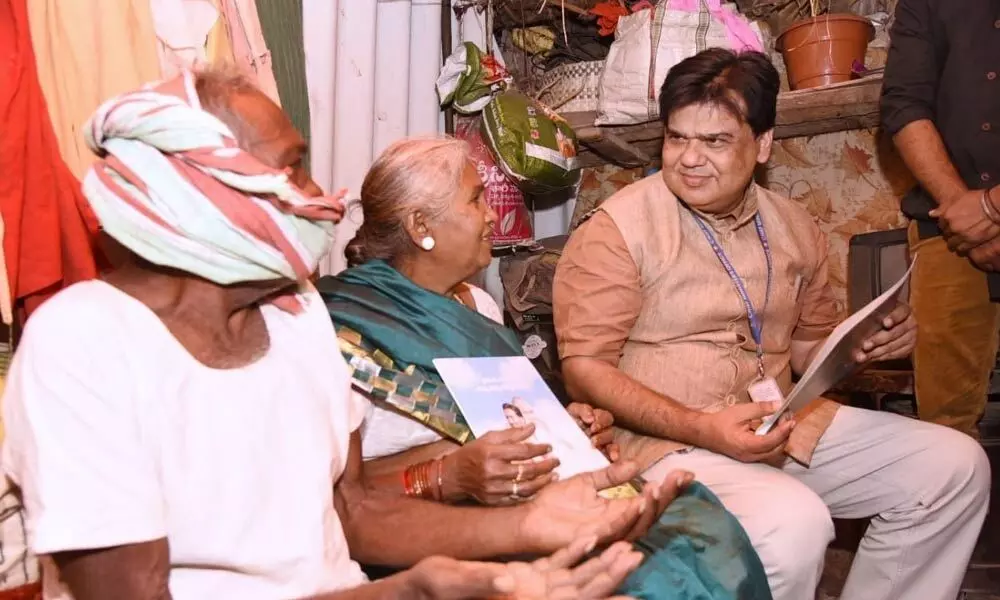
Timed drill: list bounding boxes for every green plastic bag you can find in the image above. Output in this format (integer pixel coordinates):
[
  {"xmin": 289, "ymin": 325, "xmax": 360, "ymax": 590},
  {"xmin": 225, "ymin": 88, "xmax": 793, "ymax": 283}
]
[
  {"xmin": 480, "ymin": 92, "xmax": 582, "ymax": 192},
  {"xmin": 436, "ymin": 42, "xmax": 512, "ymax": 114}
]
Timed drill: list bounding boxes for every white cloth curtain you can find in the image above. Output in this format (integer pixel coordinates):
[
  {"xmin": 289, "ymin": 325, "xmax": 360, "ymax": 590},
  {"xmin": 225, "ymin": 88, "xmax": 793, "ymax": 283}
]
[{"xmin": 304, "ymin": 0, "xmax": 575, "ymax": 277}]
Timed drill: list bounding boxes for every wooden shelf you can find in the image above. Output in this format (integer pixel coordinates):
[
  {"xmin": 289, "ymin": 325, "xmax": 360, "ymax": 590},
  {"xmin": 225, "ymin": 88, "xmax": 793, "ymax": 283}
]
[{"xmin": 566, "ymin": 73, "xmax": 883, "ymax": 169}]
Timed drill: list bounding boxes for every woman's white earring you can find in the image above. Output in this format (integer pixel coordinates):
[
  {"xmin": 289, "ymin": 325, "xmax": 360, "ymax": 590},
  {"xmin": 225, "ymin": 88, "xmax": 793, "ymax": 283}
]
[{"xmin": 420, "ymin": 236, "xmax": 436, "ymax": 251}]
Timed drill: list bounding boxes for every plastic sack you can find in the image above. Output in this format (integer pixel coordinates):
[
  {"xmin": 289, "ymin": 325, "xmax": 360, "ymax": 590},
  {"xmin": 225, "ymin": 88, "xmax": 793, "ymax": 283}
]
[
  {"xmin": 596, "ymin": 0, "xmax": 763, "ymax": 125},
  {"xmin": 481, "ymin": 92, "xmax": 581, "ymax": 192},
  {"xmin": 455, "ymin": 117, "xmax": 534, "ymax": 246},
  {"xmin": 437, "ymin": 42, "xmax": 512, "ymax": 114}
]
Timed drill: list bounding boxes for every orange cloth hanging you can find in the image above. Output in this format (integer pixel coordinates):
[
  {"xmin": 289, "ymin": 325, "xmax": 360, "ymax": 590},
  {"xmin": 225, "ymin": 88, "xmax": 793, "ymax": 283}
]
[
  {"xmin": 590, "ymin": 1, "xmax": 631, "ymax": 36},
  {"xmin": 0, "ymin": 0, "xmax": 100, "ymax": 322}
]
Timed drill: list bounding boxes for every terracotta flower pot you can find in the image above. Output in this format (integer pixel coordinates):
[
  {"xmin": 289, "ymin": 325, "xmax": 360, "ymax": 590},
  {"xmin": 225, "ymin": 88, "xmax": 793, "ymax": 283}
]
[{"xmin": 776, "ymin": 14, "xmax": 875, "ymax": 90}]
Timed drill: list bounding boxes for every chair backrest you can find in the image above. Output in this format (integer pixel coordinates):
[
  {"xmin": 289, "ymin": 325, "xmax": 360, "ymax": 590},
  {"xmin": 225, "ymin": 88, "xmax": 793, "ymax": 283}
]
[{"xmin": 847, "ymin": 228, "xmax": 910, "ymax": 314}]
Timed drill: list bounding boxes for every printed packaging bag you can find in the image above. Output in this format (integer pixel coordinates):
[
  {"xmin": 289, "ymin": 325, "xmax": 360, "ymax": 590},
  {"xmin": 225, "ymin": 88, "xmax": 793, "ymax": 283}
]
[
  {"xmin": 456, "ymin": 116, "xmax": 534, "ymax": 246},
  {"xmin": 481, "ymin": 92, "xmax": 581, "ymax": 192}
]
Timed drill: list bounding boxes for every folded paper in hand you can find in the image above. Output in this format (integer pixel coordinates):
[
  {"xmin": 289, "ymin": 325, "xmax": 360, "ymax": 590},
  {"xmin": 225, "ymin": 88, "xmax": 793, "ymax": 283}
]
[{"xmin": 755, "ymin": 256, "xmax": 917, "ymax": 435}]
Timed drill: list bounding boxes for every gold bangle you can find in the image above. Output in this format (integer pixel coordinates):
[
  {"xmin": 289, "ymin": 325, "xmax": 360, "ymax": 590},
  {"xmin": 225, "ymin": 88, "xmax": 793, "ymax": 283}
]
[
  {"xmin": 434, "ymin": 458, "xmax": 444, "ymax": 502},
  {"xmin": 419, "ymin": 461, "xmax": 433, "ymax": 499},
  {"xmin": 412, "ymin": 465, "xmax": 422, "ymax": 497},
  {"xmin": 422, "ymin": 462, "xmax": 432, "ymax": 498},
  {"xmin": 415, "ymin": 462, "xmax": 427, "ymax": 498}
]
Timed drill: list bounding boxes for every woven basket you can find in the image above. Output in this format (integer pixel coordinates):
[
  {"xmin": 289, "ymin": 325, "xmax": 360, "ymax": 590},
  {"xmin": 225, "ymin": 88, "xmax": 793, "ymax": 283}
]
[{"xmin": 535, "ymin": 60, "xmax": 604, "ymax": 113}]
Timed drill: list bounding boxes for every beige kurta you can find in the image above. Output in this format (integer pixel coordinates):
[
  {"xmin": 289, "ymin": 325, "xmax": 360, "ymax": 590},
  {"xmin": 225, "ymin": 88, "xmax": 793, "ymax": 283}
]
[{"xmin": 554, "ymin": 174, "xmax": 842, "ymax": 470}]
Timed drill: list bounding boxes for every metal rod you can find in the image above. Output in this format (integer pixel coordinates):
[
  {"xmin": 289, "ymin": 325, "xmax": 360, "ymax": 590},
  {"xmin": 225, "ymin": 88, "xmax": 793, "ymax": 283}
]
[{"xmin": 441, "ymin": 0, "xmax": 456, "ymax": 134}]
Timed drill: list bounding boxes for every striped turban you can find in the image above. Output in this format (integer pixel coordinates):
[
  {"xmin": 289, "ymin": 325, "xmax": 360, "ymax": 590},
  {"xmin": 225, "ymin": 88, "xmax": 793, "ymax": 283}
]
[{"xmin": 81, "ymin": 71, "xmax": 343, "ymax": 293}]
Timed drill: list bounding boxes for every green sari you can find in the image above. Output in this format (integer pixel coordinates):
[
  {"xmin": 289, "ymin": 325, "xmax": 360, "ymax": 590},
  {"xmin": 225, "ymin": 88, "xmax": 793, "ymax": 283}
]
[{"xmin": 318, "ymin": 260, "xmax": 772, "ymax": 600}]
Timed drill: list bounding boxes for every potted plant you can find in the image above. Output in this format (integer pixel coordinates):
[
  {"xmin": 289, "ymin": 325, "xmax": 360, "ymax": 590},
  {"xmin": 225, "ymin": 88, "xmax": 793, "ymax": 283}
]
[{"xmin": 775, "ymin": 0, "xmax": 875, "ymax": 90}]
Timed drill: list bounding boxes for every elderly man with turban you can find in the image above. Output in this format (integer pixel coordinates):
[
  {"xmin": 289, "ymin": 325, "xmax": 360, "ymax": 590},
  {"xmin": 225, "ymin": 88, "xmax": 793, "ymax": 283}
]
[{"xmin": 0, "ymin": 67, "xmax": 668, "ymax": 599}]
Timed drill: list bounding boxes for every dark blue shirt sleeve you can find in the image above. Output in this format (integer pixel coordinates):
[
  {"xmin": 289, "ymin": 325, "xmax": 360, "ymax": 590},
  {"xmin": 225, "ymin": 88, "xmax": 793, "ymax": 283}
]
[{"xmin": 880, "ymin": 0, "xmax": 944, "ymax": 136}]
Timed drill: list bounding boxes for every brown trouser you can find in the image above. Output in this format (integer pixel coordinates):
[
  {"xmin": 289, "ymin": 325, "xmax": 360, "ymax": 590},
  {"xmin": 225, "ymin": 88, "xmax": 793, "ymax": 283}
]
[{"xmin": 908, "ymin": 222, "xmax": 1000, "ymax": 437}]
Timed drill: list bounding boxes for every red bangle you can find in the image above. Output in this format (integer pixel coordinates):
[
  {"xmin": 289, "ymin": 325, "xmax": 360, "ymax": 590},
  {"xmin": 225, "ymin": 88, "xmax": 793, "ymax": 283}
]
[
  {"xmin": 404, "ymin": 460, "xmax": 439, "ymax": 499},
  {"xmin": 402, "ymin": 466, "xmax": 415, "ymax": 496}
]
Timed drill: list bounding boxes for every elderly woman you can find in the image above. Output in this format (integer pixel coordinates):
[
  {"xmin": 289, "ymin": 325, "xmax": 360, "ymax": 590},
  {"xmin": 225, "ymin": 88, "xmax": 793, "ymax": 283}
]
[{"xmin": 318, "ymin": 137, "xmax": 772, "ymax": 599}]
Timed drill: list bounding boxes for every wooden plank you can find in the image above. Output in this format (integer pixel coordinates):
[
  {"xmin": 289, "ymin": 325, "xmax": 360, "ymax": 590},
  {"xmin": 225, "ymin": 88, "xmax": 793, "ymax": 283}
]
[
  {"xmin": 775, "ymin": 74, "xmax": 882, "ymax": 136},
  {"xmin": 776, "ymin": 113, "xmax": 880, "ymax": 139},
  {"xmin": 566, "ymin": 74, "xmax": 883, "ymax": 168},
  {"xmin": 576, "ymin": 138, "xmax": 663, "ymax": 169},
  {"xmin": 584, "ymin": 131, "xmax": 652, "ymax": 167}
]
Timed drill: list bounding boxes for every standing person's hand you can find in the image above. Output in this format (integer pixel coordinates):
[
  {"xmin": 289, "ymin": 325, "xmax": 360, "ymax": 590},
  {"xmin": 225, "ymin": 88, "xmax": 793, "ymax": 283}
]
[
  {"xmin": 932, "ymin": 188, "xmax": 1000, "ymax": 254},
  {"xmin": 517, "ymin": 461, "xmax": 694, "ymax": 554},
  {"xmin": 405, "ymin": 536, "xmax": 643, "ymax": 599},
  {"xmin": 965, "ymin": 232, "xmax": 1000, "ymax": 272},
  {"xmin": 694, "ymin": 402, "xmax": 794, "ymax": 463},
  {"xmin": 441, "ymin": 426, "xmax": 560, "ymax": 505},
  {"xmin": 567, "ymin": 403, "xmax": 620, "ymax": 461},
  {"xmin": 852, "ymin": 302, "xmax": 917, "ymax": 364}
]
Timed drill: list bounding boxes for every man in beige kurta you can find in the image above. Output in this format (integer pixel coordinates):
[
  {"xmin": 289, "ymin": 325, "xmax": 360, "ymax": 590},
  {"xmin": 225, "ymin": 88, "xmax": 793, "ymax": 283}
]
[{"xmin": 555, "ymin": 48, "xmax": 990, "ymax": 600}]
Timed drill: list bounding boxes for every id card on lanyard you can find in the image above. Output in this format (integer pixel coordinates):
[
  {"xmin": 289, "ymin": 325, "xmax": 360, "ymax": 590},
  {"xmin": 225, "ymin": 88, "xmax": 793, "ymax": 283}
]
[{"xmin": 690, "ymin": 210, "xmax": 783, "ymax": 404}]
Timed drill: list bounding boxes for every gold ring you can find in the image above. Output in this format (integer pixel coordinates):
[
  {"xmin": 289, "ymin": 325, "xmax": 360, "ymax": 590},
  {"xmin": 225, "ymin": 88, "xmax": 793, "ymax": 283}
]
[{"xmin": 515, "ymin": 464, "xmax": 524, "ymax": 483}]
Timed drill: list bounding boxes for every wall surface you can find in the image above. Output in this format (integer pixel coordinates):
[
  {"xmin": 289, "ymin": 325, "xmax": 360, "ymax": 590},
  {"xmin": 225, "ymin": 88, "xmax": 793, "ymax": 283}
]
[{"xmin": 764, "ymin": 130, "xmax": 913, "ymax": 308}]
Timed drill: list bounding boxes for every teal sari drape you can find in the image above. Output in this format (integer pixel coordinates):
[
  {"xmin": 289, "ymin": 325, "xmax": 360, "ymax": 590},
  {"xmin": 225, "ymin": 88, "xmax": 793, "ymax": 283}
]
[
  {"xmin": 318, "ymin": 261, "xmax": 772, "ymax": 600},
  {"xmin": 321, "ymin": 260, "xmax": 523, "ymax": 371}
]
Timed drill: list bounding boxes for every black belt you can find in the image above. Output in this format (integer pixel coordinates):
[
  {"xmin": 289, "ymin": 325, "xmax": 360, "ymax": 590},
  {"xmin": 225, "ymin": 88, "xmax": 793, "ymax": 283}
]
[{"xmin": 915, "ymin": 219, "xmax": 942, "ymax": 240}]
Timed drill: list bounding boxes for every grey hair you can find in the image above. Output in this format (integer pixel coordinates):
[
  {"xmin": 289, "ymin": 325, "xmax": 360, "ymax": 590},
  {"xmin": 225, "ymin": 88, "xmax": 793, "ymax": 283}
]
[{"xmin": 346, "ymin": 136, "xmax": 472, "ymax": 267}]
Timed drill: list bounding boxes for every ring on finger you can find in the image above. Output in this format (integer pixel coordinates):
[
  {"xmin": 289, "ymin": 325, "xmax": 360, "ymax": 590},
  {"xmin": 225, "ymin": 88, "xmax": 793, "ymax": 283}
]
[
  {"xmin": 510, "ymin": 480, "xmax": 520, "ymax": 499},
  {"xmin": 515, "ymin": 464, "xmax": 524, "ymax": 483}
]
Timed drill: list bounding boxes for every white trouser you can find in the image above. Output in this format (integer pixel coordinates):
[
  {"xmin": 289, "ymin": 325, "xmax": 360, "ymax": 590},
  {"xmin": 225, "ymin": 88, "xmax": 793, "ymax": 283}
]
[{"xmin": 643, "ymin": 405, "xmax": 991, "ymax": 600}]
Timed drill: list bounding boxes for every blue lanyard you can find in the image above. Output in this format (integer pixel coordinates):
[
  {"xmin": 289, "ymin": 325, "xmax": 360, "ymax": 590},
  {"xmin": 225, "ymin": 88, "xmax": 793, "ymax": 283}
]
[{"xmin": 690, "ymin": 212, "xmax": 773, "ymax": 378}]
